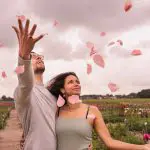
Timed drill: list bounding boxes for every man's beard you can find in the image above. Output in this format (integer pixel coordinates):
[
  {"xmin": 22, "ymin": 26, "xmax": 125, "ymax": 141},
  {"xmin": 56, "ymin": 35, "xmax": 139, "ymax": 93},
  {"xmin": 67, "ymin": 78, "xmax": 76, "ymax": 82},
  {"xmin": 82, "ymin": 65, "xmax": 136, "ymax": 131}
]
[{"xmin": 34, "ymin": 67, "xmax": 45, "ymax": 74}]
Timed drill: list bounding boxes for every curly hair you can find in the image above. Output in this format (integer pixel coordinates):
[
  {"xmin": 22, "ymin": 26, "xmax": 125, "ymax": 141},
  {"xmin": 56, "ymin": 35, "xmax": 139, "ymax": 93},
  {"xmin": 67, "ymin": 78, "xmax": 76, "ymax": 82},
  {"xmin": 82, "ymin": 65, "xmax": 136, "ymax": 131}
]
[{"xmin": 46, "ymin": 72, "xmax": 79, "ymax": 102}]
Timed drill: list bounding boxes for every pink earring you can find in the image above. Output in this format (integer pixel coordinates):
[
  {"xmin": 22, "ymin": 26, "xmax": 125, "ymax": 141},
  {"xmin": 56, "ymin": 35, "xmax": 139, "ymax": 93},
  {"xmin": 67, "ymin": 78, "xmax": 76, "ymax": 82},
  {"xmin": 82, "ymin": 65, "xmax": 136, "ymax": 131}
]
[{"xmin": 57, "ymin": 95, "xmax": 65, "ymax": 107}]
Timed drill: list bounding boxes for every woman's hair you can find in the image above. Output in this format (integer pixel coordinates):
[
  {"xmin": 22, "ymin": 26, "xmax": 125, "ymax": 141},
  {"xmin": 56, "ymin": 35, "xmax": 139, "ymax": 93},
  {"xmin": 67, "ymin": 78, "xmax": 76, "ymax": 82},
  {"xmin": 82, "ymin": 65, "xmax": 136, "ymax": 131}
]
[{"xmin": 46, "ymin": 72, "xmax": 79, "ymax": 101}]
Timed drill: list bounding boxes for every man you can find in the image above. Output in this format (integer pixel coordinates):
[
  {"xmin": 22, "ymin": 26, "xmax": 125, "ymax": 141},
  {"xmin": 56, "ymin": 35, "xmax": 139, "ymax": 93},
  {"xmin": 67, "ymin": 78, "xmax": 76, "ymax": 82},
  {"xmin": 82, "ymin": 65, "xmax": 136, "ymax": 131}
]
[{"xmin": 13, "ymin": 19, "xmax": 57, "ymax": 150}]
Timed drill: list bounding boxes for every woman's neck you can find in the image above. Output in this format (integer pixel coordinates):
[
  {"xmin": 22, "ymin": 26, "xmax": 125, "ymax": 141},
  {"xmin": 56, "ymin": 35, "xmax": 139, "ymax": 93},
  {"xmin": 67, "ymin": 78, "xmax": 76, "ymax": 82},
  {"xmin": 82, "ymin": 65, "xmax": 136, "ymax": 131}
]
[{"xmin": 66, "ymin": 102, "xmax": 81, "ymax": 111}]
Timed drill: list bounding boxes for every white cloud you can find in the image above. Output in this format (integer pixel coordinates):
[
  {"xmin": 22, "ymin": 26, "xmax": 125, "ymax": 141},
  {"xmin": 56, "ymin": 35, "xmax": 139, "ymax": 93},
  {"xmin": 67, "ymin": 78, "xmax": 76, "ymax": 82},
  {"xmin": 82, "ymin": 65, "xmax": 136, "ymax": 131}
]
[{"xmin": 0, "ymin": 0, "xmax": 150, "ymax": 97}]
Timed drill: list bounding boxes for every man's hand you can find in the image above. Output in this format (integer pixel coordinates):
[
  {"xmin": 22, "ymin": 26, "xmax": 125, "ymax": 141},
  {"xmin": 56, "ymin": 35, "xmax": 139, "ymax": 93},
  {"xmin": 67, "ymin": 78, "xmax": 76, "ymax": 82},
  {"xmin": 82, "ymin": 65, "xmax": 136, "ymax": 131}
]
[{"xmin": 12, "ymin": 19, "xmax": 44, "ymax": 59}]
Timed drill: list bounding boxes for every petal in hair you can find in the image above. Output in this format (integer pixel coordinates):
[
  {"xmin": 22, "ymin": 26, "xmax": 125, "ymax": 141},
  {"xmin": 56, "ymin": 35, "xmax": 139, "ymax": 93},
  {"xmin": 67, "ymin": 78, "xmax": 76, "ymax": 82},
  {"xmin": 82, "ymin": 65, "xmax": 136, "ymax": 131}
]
[{"xmin": 57, "ymin": 95, "xmax": 65, "ymax": 107}]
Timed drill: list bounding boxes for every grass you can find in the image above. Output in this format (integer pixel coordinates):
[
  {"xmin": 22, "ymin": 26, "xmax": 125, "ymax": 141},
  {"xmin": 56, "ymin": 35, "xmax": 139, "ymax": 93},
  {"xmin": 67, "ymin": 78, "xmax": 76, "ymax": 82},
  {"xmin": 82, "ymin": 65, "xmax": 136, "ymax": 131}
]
[
  {"xmin": 0, "ymin": 104, "xmax": 13, "ymax": 129},
  {"xmin": 83, "ymin": 98, "xmax": 150, "ymax": 104}
]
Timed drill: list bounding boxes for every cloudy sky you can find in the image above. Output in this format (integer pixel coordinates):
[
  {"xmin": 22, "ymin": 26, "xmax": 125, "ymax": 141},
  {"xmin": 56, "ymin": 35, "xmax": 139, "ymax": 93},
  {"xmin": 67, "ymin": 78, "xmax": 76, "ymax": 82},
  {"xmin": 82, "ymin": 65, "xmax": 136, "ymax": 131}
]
[{"xmin": 0, "ymin": 0, "xmax": 150, "ymax": 97}]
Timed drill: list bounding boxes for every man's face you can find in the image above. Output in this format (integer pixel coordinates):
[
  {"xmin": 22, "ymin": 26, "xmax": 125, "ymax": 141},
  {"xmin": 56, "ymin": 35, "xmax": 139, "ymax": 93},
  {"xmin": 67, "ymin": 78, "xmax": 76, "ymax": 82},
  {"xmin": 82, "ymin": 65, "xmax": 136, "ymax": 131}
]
[{"xmin": 31, "ymin": 53, "xmax": 45, "ymax": 74}]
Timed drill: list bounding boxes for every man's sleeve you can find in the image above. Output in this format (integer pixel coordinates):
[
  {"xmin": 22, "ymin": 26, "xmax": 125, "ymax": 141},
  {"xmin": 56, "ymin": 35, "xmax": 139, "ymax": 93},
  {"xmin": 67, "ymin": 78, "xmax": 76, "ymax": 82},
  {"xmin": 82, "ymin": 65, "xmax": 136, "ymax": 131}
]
[{"xmin": 14, "ymin": 56, "xmax": 34, "ymax": 107}]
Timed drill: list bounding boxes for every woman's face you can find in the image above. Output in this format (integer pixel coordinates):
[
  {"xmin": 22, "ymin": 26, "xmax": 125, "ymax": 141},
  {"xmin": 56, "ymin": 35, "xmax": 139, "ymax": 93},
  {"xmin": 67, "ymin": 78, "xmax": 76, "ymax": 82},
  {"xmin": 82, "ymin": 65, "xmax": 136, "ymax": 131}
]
[{"xmin": 63, "ymin": 75, "xmax": 81, "ymax": 97}]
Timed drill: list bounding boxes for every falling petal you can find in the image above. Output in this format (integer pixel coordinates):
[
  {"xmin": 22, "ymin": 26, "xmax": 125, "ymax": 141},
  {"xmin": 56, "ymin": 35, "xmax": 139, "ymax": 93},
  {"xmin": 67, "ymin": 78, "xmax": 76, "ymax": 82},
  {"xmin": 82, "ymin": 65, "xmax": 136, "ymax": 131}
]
[
  {"xmin": 117, "ymin": 40, "xmax": 123, "ymax": 46},
  {"xmin": 57, "ymin": 95, "xmax": 65, "ymax": 107},
  {"xmin": 53, "ymin": 20, "xmax": 59, "ymax": 27},
  {"xmin": 87, "ymin": 64, "xmax": 92, "ymax": 75},
  {"xmin": 90, "ymin": 47, "xmax": 97, "ymax": 56},
  {"xmin": 16, "ymin": 15, "xmax": 26, "ymax": 22},
  {"xmin": 124, "ymin": 0, "xmax": 132, "ymax": 12},
  {"xmin": 100, "ymin": 32, "xmax": 106, "ymax": 37},
  {"xmin": 0, "ymin": 42, "xmax": 4, "ymax": 48},
  {"xmin": 15, "ymin": 65, "xmax": 25, "ymax": 74},
  {"xmin": 108, "ymin": 82, "xmax": 119, "ymax": 92},
  {"xmin": 1, "ymin": 71, "xmax": 7, "ymax": 78},
  {"xmin": 131, "ymin": 49, "xmax": 142, "ymax": 56},
  {"xmin": 86, "ymin": 41, "xmax": 94, "ymax": 49},
  {"xmin": 93, "ymin": 54, "xmax": 105, "ymax": 68},
  {"xmin": 108, "ymin": 41, "xmax": 115, "ymax": 46},
  {"xmin": 88, "ymin": 114, "xmax": 96, "ymax": 119}
]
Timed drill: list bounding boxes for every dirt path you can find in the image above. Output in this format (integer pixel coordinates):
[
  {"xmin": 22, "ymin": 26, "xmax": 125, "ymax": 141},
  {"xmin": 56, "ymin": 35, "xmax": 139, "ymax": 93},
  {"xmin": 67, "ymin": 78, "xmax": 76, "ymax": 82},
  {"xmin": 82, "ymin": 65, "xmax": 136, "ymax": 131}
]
[{"xmin": 0, "ymin": 109, "xmax": 23, "ymax": 150}]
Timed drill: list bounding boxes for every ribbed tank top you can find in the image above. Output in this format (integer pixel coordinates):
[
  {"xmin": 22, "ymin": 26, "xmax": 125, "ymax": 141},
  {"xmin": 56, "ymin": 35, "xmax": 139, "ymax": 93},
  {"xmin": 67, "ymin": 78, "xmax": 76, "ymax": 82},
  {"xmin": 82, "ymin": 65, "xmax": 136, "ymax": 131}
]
[{"xmin": 56, "ymin": 106, "xmax": 92, "ymax": 150}]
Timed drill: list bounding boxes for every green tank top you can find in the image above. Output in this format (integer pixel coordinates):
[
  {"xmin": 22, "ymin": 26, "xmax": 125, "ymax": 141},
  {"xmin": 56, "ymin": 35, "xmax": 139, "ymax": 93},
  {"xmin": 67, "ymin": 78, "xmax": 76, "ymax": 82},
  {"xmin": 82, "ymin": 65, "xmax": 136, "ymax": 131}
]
[{"xmin": 56, "ymin": 106, "xmax": 92, "ymax": 150}]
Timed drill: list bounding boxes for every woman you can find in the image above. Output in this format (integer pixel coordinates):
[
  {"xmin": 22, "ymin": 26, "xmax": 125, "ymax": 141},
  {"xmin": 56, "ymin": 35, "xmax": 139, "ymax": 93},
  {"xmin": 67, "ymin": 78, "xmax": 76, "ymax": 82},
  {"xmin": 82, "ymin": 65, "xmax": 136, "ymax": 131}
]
[{"xmin": 47, "ymin": 72, "xmax": 150, "ymax": 150}]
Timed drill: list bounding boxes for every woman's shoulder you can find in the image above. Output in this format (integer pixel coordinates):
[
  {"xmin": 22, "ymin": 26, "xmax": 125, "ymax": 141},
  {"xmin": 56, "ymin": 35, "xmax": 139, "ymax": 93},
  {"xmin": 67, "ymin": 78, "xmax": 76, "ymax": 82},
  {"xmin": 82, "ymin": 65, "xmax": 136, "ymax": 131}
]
[{"xmin": 82, "ymin": 103, "xmax": 99, "ymax": 112}]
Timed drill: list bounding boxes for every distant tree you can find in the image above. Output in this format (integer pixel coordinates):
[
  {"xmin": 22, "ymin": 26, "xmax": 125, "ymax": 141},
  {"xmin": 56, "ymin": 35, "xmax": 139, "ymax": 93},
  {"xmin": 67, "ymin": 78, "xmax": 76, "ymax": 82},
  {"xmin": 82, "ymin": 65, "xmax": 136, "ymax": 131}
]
[
  {"xmin": 137, "ymin": 89, "xmax": 150, "ymax": 98},
  {"xmin": 0, "ymin": 95, "xmax": 14, "ymax": 101},
  {"xmin": 1, "ymin": 95, "xmax": 7, "ymax": 101}
]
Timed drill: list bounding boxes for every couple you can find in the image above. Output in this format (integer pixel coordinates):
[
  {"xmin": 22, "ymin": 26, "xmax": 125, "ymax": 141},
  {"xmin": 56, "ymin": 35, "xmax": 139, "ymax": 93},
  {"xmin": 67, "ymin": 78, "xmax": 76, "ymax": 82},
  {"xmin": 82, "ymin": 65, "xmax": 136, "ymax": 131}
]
[{"xmin": 13, "ymin": 18, "xmax": 150, "ymax": 150}]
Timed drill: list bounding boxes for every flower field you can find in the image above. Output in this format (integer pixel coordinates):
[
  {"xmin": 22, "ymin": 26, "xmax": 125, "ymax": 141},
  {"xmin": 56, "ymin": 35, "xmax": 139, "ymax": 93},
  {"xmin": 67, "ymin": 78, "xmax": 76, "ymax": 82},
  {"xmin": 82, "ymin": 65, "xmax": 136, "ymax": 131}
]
[
  {"xmin": 0, "ymin": 101, "xmax": 14, "ymax": 129},
  {"xmin": 84, "ymin": 98, "xmax": 150, "ymax": 149}
]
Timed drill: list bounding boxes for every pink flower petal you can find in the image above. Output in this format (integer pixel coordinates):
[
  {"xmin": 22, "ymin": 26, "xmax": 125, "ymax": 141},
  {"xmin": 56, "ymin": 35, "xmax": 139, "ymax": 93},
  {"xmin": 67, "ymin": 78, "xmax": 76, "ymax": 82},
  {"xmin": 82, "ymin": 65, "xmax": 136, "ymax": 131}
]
[
  {"xmin": 131, "ymin": 49, "xmax": 142, "ymax": 56},
  {"xmin": 87, "ymin": 64, "xmax": 92, "ymax": 75},
  {"xmin": 16, "ymin": 15, "xmax": 26, "ymax": 22},
  {"xmin": 53, "ymin": 20, "xmax": 59, "ymax": 27},
  {"xmin": 108, "ymin": 41, "xmax": 115, "ymax": 46},
  {"xmin": 117, "ymin": 40, "xmax": 123, "ymax": 46},
  {"xmin": 90, "ymin": 47, "xmax": 97, "ymax": 56},
  {"xmin": 100, "ymin": 32, "xmax": 106, "ymax": 37},
  {"xmin": 124, "ymin": 0, "xmax": 132, "ymax": 12},
  {"xmin": 108, "ymin": 82, "xmax": 119, "ymax": 92},
  {"xmin": 0, "ymin": 42, "xmax": 4, "ymax": 48},
  {"xmin": 57, "ymin": 95, "xmax": 65, "ymax": 107},
  {"xmin": 86, "ymin": 41, "xmax": 94, "ymax": 49},
  {"xmin": 93, "ymin": 54, "xmax": 105, "ymax": 68},
  {"xmin": 1, "ymin": 71, "xmax": 7, "ymax": 78},
  {"xmin": 14, "ymin": 65, "xmax": 25, "ymax": 74},
  {"xmin": 88, "ymin": 114, "xmax": 96, "ymax": 119},
  {"xmin": 68, "ymin": 95, "xmax": 80, "ymax": 104}
]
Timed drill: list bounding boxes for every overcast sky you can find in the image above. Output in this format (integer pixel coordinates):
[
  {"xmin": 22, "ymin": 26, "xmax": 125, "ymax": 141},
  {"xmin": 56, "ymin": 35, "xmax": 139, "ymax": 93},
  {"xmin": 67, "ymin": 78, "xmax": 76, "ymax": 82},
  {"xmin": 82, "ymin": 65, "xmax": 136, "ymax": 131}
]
[{"xmin": 0, "ymin": 0, "xmax": 150, "ymax": 97}]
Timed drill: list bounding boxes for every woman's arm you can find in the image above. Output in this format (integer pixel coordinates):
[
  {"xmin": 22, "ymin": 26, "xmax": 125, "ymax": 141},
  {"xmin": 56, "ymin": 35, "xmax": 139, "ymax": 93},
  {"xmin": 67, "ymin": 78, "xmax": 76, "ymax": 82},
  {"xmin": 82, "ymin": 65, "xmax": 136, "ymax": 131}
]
[{"xmin": 91, "ymin": 106, "xmax": 150, "ymax": 150}]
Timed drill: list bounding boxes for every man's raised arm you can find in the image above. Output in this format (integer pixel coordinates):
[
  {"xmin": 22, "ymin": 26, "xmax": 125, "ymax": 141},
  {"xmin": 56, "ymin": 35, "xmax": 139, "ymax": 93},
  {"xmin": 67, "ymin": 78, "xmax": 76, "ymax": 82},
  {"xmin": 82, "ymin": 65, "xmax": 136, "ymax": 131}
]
[{"xmin": 13, "ymin": 18, "xmax": 44, "ymax": 106}]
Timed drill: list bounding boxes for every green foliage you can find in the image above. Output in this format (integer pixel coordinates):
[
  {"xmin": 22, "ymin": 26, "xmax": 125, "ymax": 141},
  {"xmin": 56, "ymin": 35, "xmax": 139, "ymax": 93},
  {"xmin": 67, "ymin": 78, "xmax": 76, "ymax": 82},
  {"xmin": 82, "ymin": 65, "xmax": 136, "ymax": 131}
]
[
  {"xmin": 92, "ymin": 123, "xmax": 144, "ymax": 149},
  {"xmin": 0, "ymin": 106, "xmax": 11, "ymax": 129}
]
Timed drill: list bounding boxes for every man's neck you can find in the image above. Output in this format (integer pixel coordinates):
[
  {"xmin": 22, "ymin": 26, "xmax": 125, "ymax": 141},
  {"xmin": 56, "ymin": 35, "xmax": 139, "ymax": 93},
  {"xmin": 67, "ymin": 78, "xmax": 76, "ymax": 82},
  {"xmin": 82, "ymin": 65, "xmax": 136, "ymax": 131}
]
[{"xmin": 34, "ymin": 73, "xmax": 43, "ymax": 85}]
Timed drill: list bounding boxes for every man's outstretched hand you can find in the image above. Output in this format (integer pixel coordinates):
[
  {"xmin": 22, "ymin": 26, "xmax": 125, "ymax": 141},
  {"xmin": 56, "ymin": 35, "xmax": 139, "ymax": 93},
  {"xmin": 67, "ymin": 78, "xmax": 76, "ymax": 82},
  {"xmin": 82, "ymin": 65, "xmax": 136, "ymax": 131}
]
[{"xmin": 12, "ymin": 19, "xmax": 44, "ymax": 59}]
